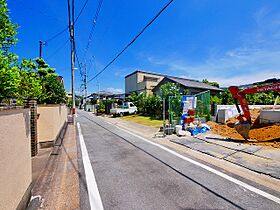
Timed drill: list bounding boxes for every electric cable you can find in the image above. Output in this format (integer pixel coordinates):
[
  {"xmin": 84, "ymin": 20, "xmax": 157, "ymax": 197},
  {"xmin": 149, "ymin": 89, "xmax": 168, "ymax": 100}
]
[
  {"xmin": 83, "ymin": 0, "xmax": 103, "ymax": 61},
  {"xmin": 86, "ymin": 0, "xmax": 174, "ymax": 85},
  {"xmin": 74, "ymin": 41, "xmax": 84, "ymax": 81},
  {"xmin": 45, "ymin": 0, "xmax": 89, "ymax": 44},
  {"xmin": 45, "ymin": 39, "xmax": 69, "ymax": 60},
  {"xmin": 75, "ymin": 0, "xmax": 89, "ymax": 22}
]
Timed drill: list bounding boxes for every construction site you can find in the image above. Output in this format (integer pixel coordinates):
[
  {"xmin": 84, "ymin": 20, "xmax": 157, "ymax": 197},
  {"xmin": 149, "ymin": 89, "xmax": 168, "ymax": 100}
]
[
  {"xmin": 166, "ymin": 82, "xmax": 280, "ymax": 146},
  {"xmin": 208, "ymin": 108, "xmax": 280, "ymax": 148}
]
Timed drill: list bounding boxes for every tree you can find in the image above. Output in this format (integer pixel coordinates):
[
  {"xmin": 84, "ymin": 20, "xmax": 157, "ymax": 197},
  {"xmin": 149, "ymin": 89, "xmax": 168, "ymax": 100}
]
[
  {"xmin": 16, "ymin": 59, "xmax": 42, "ymax": 103},
  {"xmin": 0, "ymin": 0, "xmax": 18, "ymax": 51},
  {"xmin": 160, "ymin": 82, "xmax": 182, "ymax": 121},
  {"xmin": 202, "ymin": 79, "xmax": 220, "ymax": 88},
  {"xmin": 0, "ymin": 1, "xmax": 66, "ymax": 104},
  {"xmin": 34, "ymin": 58, "xmax": 66, "ymax": 104},
  {"xmin": 220, "ymin": 88, "xmax": 279, "ymax": 105},
  {"xmin": 159, "ymin": 82, "xmax": 181, "ymax": 99},
  {"xmin": 0, "ymin": 55, "xmax": 20, "ymax": 102},
  {"xmin": 0, "ymin": 0, "xmax": 20, "ymax": 103},
  {"xmin": 143, "ymin": 95, "xmax": 162, "ymax": 116}
]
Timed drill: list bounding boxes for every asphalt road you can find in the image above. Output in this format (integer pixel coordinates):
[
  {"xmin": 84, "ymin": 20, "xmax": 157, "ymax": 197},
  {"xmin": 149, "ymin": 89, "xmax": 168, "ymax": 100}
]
[{"xmin": 76, "ymin": 110, "xmax": 280, "ymax": 210}]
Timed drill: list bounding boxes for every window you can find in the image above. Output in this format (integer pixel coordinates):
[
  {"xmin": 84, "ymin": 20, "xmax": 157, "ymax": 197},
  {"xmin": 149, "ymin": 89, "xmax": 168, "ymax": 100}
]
[{"xmin": 144, "ymin": 76, "xmax": 158, "ymax": 82}]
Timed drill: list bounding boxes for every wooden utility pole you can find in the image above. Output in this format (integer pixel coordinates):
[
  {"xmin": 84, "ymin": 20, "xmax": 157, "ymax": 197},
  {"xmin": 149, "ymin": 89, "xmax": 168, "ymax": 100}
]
[
  {"xmin": 39, "ymin": 40, "xmax": 43, "ymax": 58},
  {"xmin": 84, "ymin": 63, "xmax": 87, "ymax": 99},
  {"xmin": 70, "ymin": 26, "xmax": 75, "ymax": 114},
  {"xmin": 68, "ymin": 0, "xmax": 75, "ymax": 115}
]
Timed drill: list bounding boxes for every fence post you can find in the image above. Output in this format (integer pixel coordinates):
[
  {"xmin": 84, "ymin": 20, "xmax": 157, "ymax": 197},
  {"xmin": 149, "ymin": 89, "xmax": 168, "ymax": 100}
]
[{"xmin": 24, "ymin": 99, "xmax": 38, "ymax": 156}]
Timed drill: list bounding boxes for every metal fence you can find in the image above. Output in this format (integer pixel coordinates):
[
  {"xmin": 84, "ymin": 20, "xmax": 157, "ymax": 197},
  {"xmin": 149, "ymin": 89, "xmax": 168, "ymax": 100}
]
[{"xmin": 168, "ymin": 90, "xmax": 211, "ymax": 124}]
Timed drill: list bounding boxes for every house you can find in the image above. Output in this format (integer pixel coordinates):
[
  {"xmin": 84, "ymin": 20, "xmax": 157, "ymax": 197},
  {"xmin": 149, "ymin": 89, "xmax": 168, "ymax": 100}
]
[
  {"xmin": 125, "ymin": 70, "xmax": 164, "ymax": 94},
  {"xmin": 153, "ymin": 76, "xmax": 223, "ymax": 95},
  {"xmin": 125, "ymin": 70, "xmax": 223, "ymax": 95},
  {"xmin": 87, "ymin": 91, "xmax": 125, "ymax": 101}
]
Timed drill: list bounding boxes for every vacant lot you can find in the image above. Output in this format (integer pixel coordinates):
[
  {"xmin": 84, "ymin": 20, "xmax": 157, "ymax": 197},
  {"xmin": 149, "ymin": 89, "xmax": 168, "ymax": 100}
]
[{"xmin": 120, "ymin": 115, "xmax": 163, "ymax": 128}]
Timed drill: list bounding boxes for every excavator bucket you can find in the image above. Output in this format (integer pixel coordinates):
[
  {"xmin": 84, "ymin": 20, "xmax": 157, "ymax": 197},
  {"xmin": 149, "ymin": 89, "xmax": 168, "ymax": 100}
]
[{"xmin": 234, "ymin": 122, "xmax": 251, "ymax": 140}]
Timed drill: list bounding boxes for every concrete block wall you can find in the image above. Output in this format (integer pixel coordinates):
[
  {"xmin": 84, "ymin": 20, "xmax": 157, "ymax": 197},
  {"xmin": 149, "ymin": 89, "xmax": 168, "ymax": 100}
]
[
  {"xmin": 37, "ymin": 105, "xmax": 68, "ymax": 143},
  {"xmin": 0, "ymin": 109, "xmax": 32, "ymax": 210},
  {"xmin": 215, "ymin": 105, "xmax": 280, "ymax": 123},
  {"xmin": 260, "ymin": 109, "xmax": 280, "ymax": 123}
]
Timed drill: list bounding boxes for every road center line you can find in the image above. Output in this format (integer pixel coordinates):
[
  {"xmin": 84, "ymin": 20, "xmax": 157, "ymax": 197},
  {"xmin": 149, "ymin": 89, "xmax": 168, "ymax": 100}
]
[
  {"xmin": 77, "ymin": 122, "xmax": 104, "ymax": 210},
  {"xmin": 105, "ymin": 120, "xmax": 280, "ymax": 205}
]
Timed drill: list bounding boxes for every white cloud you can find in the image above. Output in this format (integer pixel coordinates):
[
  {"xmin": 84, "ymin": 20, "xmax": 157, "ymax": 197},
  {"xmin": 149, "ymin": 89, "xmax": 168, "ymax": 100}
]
[
  {"xmin": 106, "ymin": 88, "xmax": 123, "ymax": 93},
  {"xmin": 146, "ymin": 7, "xmax": 280, "ymax": 87},
  {"xmin": 206, "ymin": 70, "xmax": 279, "ymax": 87}
]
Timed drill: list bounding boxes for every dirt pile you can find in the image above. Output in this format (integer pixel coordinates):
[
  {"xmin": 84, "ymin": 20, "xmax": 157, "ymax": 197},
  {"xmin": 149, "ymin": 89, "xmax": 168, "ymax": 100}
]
[{"xmin": 207, "ymin": 109, "xmax": 280, "ymax": 148}]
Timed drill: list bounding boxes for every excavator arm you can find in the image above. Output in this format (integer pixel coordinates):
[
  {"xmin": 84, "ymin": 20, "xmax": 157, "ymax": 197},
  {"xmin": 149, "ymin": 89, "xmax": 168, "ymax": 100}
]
[{"xmin": 228, "ymin": 82, "xmax": 280, "ymax": 140}]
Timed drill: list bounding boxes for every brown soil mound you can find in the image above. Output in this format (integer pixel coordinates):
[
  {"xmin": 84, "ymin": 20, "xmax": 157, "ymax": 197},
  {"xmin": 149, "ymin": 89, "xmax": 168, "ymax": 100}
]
[{"xmin": 207, "ymin": 109, "xmax": 280, "ymax": 148}]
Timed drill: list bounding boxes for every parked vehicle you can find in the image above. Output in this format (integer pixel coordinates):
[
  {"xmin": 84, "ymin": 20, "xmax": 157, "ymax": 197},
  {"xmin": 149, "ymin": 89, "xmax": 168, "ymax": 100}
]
[{"xmin": 110, "ymin": 102, "xmax": 137, "ymax": 117}]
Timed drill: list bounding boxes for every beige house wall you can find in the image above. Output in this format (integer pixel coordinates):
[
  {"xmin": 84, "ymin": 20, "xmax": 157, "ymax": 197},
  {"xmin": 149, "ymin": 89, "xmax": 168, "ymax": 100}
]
[
  {"xmin": 37, "ymin": 105, "xmax": 68, "ymax": 143},
  {"xmin": 0, "ymin": 109, "xmax": 32, "ymax": 210},
  {"xmin": 125, "ymin": 73, "xmax": 138, "ymax": 94},
  {"xmin": 125, "ymin": 71, "xmax": 164, "ymax": 94}
]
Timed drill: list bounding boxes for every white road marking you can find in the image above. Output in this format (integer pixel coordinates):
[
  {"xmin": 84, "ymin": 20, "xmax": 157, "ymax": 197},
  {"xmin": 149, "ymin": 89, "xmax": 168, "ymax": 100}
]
[
  {"xmin": 107, "ymin": 121, "xmax": 280, "ymax": 205},
  {"xmin": 77, "ymin": 122, "xmax": 104, "ymax": 210}
]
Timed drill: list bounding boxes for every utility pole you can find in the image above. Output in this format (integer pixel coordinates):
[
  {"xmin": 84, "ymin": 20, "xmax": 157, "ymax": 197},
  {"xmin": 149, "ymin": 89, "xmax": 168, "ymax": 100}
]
[
  {"xmin": 84, "ymin": 63, "xmax": 87, "ymax": 106},
  {"xmin": 83, "ymin": 64, "xmax": 87, "ymax": 107},
  {"xmin": 68, "ymin": 0, "xmax": 75, "ymax": 116},
  {"xmin": 39, "ymin": 40, "xmax": 43, "ymax": 58}
]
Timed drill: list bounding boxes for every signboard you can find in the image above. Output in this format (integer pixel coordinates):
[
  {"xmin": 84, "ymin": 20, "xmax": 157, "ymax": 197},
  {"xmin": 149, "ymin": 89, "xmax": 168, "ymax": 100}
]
[{"xmin": 182, "ymin": 95, "xmax": 197, "ymax": 114}]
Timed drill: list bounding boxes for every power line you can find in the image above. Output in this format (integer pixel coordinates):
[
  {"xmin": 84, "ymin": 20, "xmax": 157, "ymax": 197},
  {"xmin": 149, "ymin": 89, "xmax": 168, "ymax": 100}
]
[
  {"xmin": 45, "ymin": 27, "xmax": 68, "ymax": 43},
  {"xmin": 75, "ymin": 0, "xmax": 89, "ymax": 22},
  {"xmin": 45, "ymin": 0, "xmax": 89, "ymax": 44},
  {"xmin": 46, "ymin": 39, "xmax": 69, "ymax": 60},
  {"xmin": 87, "ymin": 0, "xmax": 174, "ymax": 85},
  {"xmin": 83, "ymin": 0, "xmax": 103, "ymax": 61},
  {"xmin": 74, "ymin": 41, "xmax": 84, "ymax": 81}
]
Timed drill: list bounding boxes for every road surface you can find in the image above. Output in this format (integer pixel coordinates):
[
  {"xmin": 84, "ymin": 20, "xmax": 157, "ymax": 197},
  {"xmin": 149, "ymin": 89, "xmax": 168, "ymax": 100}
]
[{"xmin": 76, "ymin": 110, "xmax": 280, "ymax": 210}]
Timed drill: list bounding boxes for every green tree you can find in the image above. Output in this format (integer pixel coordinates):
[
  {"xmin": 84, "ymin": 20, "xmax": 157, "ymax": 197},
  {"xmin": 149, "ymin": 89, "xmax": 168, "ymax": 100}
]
[
  {"xmin": 220, "ymin": 89, "xmax": 234, "ymax": 105},
  {"xmin": 97, "ymin": 100, "xmax": 105, "ymax": 113},
  {"xmin": 0, "ymin": 0, "xmax": 20, "ymax": 103},
  {"xmin": 34, "ymin": 58, "xmax": 66, "ymax": 104},
  {"xmin": 0, "ymin": 1, "xmax": 66, "ymax": 104},
  {"xmin": 16, "ymin": 59, "xmax": 42, "ymax": 103},
  {"xmin": 0, "ymin": 55, "xmax": 20, "ymax": 102},
  {"xmin": 143, "ymin": 95, "xmax": 162, "ymax": 116},
  {"xmin": 202, "ymin": 79, "xmax": 220, "ymax": 88},
  {"xmin": 0, "ymin": 0, "xmax": 18, "ymax": 51},
  {"xmin": 39, "ymin": 74, "xmax": 66, "ymax": 104},
  {"xmin": 210, "ymin": 95, "xmax": 222, "ymax": 105},
  {"xmin": 126, "ymin": 91, "xmax": 146, "ymax": 113},
  {"xmin": 159, "ymin": 82, "xmax": 181, "ymax": 99},
  {"xmin": 159, "ymin": 82, "xmax": 182, "ymax": 121}
]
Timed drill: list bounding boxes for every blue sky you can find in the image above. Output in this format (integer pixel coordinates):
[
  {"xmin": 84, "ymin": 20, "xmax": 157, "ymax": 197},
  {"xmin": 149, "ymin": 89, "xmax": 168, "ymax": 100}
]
[{"xmin": 9, "ymin": 0, "xmax": 280, "ymax": 94}]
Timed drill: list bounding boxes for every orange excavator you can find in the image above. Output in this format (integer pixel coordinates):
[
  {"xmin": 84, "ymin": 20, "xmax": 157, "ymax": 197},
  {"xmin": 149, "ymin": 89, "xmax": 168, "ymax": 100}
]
[{"xmin": 228, "ymin": 82, "xmax": 280, "ymax": 140}]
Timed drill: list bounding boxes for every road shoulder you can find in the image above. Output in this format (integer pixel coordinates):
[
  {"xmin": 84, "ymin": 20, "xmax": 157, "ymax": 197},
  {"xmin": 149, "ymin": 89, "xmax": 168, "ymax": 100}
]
[{"xmin": 28, "ymin": 123, "xmax": 80, "ymax": 209}]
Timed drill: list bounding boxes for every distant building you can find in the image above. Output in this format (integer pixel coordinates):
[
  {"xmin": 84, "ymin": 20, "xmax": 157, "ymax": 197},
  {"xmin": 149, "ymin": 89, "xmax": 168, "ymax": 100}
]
[
  {"xmin": 87, "ymin": 91, "xmax": 125, "ymax": 101},
  {"xmin": 125, "ymin": 70, "xmax": 164, "ymax": 95},
  {"xmin": 153, "ymin": 76, "xmax": 223, "ymax": 95},
  {"xmin": 125, "ymin": 70, "xmax": 223, "ymax": 95},
  {"xmin": 57, "ymin": 76, "xmax": 64, "ymax": 86}
]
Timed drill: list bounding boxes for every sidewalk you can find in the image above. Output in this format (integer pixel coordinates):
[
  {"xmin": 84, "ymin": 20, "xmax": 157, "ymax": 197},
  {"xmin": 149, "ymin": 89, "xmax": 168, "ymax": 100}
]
[
  {"xmin": 28, "ymin": 122, "xmax": 79, "ymax": 210},
  {"xmin": 103, "ymin": 115, "xmax": 280, "ymax": 180},
  {"xmin": 169, "ymin": 133, "xmax": 280, "ymax": 179}
]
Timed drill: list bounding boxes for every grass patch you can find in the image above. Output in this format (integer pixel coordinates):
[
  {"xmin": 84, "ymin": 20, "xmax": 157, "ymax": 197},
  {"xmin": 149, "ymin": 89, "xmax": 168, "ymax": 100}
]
[{"xmin": 120, "ymin": 114, "xmax": 164, "ymax": 128}]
